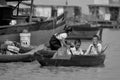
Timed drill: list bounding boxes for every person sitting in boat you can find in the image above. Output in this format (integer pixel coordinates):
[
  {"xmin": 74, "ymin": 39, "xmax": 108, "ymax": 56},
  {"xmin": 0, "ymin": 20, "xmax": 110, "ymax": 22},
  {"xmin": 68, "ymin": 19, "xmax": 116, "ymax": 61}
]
[
  {"xmin": 52, "ymin": 40, "xmax": 73, "ymax": 59},
  {"xmin": 85, "ymin": 35, "xmax": 102, "ymax": 55},
  {"xmin": 49, "ymin": 25, "xmax": 72, "ymax": 50},
  {"xmin": 69, "ymin": 39, "xmax": 84, "ymax": 55}
]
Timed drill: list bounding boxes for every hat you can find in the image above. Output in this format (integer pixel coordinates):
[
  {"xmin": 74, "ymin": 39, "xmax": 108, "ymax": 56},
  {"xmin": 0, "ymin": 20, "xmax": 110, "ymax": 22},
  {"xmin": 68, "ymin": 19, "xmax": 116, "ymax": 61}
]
[{"xmin": 64, "ymin": 25, "xmax": 72, "ymax": 33}]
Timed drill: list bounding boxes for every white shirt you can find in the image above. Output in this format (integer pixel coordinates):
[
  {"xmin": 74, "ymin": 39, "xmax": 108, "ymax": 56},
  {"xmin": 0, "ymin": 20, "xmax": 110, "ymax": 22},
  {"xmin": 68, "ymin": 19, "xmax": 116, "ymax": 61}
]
[
  {"xmin": 70, "ymin": 47, "xmax": 84, "ymax": 55},
  {"xmin": 85, "ymin": 43, "xmax": 102, "ymax": 55},
  {"xmin": 56, "ymin": 33, "xmax": 67, "ymax": 40}
]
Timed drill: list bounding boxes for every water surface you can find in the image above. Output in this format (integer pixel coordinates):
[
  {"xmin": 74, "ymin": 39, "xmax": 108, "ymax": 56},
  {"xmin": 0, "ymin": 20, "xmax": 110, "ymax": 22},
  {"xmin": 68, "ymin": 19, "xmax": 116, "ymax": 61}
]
[{"xmin": 0, "ymin": 29, "xmax": 120, "ymax": 80}]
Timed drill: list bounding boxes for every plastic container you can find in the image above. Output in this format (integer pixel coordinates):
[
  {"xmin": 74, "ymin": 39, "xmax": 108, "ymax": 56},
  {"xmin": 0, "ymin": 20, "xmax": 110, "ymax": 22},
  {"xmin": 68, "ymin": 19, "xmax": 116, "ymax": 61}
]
[{"xmin": 20, "ymin": 29, "xmax": 31, "ymax": 47}]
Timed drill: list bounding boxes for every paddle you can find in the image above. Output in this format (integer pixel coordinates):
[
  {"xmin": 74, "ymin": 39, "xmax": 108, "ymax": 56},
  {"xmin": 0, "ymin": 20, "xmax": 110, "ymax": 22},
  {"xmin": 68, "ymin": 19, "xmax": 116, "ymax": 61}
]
[
  {"xmin": 101, "ymin": 44, "xmax": 109, "ymax": 53},
  {"xmin": 24, "ymin": 44, "xmax": 46, "ymax": 55}
]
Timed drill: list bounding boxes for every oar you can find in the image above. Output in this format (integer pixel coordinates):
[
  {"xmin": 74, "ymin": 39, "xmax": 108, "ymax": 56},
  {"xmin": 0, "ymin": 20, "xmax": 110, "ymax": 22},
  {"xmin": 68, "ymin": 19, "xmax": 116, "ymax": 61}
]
[
  {"xmin": 101, "ymin": 44, "xmax": 109, "ymax": 53},
  {"xmin": 25, "ymin": 44, "xmax": 45, "ymax": 55}
]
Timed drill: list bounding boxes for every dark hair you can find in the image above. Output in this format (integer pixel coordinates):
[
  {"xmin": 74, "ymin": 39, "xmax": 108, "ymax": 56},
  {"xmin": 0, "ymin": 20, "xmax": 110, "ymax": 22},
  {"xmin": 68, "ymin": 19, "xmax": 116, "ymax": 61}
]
[
  {"xmin": 74, "ymin": 39, "xmax": 81, "ymax": 44},
  {"xmin": 93, "ymin": 35, "xmax": 99, "ymax": 40},
  {"xmin": 64, "ymin": 25, "xmax": 72, "ymax": 33}
]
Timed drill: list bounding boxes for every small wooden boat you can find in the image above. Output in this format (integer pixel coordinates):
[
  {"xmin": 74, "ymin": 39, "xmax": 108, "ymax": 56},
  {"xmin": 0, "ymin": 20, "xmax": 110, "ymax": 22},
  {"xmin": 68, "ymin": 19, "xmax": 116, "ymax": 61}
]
[
  {"xmin": 0, "ymin": 44, "xmax": 45, "ymax": 62},
  {"xmin": 34, "ymin": 50, "xmax": 106, "ymax": 67},
  {"xmin": 0, "ymin": 53, "xmax": 34, "ymax": 62}
]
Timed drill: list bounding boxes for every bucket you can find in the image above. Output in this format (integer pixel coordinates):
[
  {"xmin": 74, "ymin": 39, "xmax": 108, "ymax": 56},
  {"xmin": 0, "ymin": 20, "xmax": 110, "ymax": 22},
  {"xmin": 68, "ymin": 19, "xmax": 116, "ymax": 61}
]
[{"xmin": 20, "ymin": 29, "xmax": 31, "ymax": 47}]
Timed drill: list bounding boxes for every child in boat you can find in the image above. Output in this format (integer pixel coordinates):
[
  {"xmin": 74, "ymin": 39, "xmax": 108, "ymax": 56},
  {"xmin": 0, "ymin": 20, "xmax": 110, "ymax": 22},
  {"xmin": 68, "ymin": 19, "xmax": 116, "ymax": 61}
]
[
  {"xmin": 49, "ymin": 25, "xmax": 72, "ymax": 50},
  {"xmin": 85, "ymin": 35, "xmax": 102, "ymax": 55},
  {"xmin": 69, "ymin": 39, "xmax": 84, "ymax": 55}
]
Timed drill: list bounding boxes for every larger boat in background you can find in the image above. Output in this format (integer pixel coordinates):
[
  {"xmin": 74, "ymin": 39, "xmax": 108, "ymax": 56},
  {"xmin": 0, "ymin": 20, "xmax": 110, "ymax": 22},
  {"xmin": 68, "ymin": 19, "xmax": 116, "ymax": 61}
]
[
  {"xmin": 0, "ymin": 0, "xmax": 66, "ymax": 45},
  {"xmin": 68, "ymin": 23, "xmax": 101, "ymax": 40},
  {"xmin": 0, "ymin": 0, "xmax": 102, "ymax": 46},
  {"xmin": 0, "ymin": 11, "xmax": 65, "ymax": 45}
]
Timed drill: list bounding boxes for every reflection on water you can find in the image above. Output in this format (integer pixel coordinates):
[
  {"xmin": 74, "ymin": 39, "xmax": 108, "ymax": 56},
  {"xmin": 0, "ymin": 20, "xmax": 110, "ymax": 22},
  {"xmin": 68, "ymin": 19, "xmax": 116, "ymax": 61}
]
[{"xmin": 0, "ymin": 29, "xmax": 120, "ymax": 80}]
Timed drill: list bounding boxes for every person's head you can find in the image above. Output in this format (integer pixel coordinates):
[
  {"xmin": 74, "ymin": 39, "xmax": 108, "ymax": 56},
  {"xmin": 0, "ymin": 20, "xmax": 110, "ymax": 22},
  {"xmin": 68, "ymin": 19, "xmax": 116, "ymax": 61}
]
[
  {"xmin": 64, "ymin": 25, "xmax": 72, "ymax": 35},
  {"xmin": 92, "ymin": 35, "xmax": 99, "ymax": 45},
  {"xmin": 74, "ymin": 39, "xmax": 81, "ymax": 49}
]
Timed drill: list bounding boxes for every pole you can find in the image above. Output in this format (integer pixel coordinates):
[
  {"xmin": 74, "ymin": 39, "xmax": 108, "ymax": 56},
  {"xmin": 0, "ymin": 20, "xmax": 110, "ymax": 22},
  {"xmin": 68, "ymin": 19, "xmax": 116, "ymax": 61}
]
[
  {"xmin": 29, "ymin": 0, "xmax": 34, "ymax": 22},
  {"xmin": 17, "ymin": 1, "xmax": 20, "ymax": 16},
  {"xmin": 52, "ymin": 6, "xmax": 57, "ymax": 34},
  {"xmin": 65, "ymin": 0, "xmax": 68, "ymax": 25},
  {"xmin": 16, "ymin": 1, "xmax": 22, "ymax": 16},
  {"xmin": 99, "ymin": 28, "xmax": 103, "ymax": 41}
]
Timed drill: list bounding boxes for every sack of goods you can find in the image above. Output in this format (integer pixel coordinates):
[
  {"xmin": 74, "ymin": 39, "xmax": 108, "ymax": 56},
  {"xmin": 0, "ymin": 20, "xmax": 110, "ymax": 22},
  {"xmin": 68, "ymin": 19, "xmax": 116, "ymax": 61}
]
[{"xmin": 7, "ymin": 45, "xmax": 20, "ymax": 53}]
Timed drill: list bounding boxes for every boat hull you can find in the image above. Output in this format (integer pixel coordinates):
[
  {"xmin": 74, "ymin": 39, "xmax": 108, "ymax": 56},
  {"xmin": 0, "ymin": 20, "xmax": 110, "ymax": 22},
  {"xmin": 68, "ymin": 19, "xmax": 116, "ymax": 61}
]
[
  {"xmin": 0, "ymin": 54, "xmax": 34, "ymax": 62},
  {"xmin": 34, "ymin": 50, "xmax": 105, "ymax": 67}
]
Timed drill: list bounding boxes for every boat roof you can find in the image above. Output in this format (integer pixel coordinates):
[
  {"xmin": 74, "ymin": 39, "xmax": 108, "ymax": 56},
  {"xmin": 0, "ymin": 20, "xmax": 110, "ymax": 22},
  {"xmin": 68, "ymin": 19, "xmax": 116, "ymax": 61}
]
[{"xmin": 88, "ymin": 4, "xmax": 120, "ymax": 8}]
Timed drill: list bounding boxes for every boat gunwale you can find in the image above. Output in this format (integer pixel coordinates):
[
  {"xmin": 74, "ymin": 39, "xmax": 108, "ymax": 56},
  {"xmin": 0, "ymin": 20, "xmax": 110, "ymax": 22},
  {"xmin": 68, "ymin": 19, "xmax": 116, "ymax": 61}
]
[{"xmin": 35, "ymin": 52, "xmax": 106, "ymax": 67}]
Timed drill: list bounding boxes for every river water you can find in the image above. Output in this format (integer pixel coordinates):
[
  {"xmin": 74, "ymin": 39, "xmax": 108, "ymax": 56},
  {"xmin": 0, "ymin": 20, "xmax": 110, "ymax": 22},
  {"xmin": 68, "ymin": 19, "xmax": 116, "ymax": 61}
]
[{"xmin": 0, "ymin": 29, "xmax": 120, "ymax": 80}]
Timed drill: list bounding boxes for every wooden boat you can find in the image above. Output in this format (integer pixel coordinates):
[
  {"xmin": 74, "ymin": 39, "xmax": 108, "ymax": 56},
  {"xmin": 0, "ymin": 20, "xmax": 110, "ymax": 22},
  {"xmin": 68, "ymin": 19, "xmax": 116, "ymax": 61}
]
[
  {"xmin": 34, "ymin": 49, "xmax": 106, "ymax": 67},
  {"xmin": 0, "ymin": 12, "xmax": 65, "ymax": 45},
  {"xmin": 0, "ymin": 0, "xmax": 102, "ymax": 47},
  {"xmin": 0, "ymin": 0, "xmax": 66, "ymax": 45},
  {"xmin": 0, "ymin": 53, "xmax": 34, "ymax": 62},
  {"xmin": 0, "ymin": 19, "xmax": 65, "ymax": 46},
  {"xmin": 0, "ymin": 44, "xmax": 45, "ymax": 62}
]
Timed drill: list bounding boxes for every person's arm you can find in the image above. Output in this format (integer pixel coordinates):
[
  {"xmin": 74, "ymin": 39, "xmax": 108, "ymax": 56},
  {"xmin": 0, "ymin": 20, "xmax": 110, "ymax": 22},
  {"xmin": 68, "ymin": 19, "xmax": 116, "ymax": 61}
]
[
  {"xmin": 94, "ymin": 44, "xmax": 102, "ymax": 54},
  {"xmin": 61, "ymin": 39, "xmax": 67, "ymax": 47},
  {"xmin": 85, "ymin": 44, "xmax": 92, "ymax": 55},
  {"xmin": 57, "ymin": 33, "xmax": 68, "ymax": 47}
]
